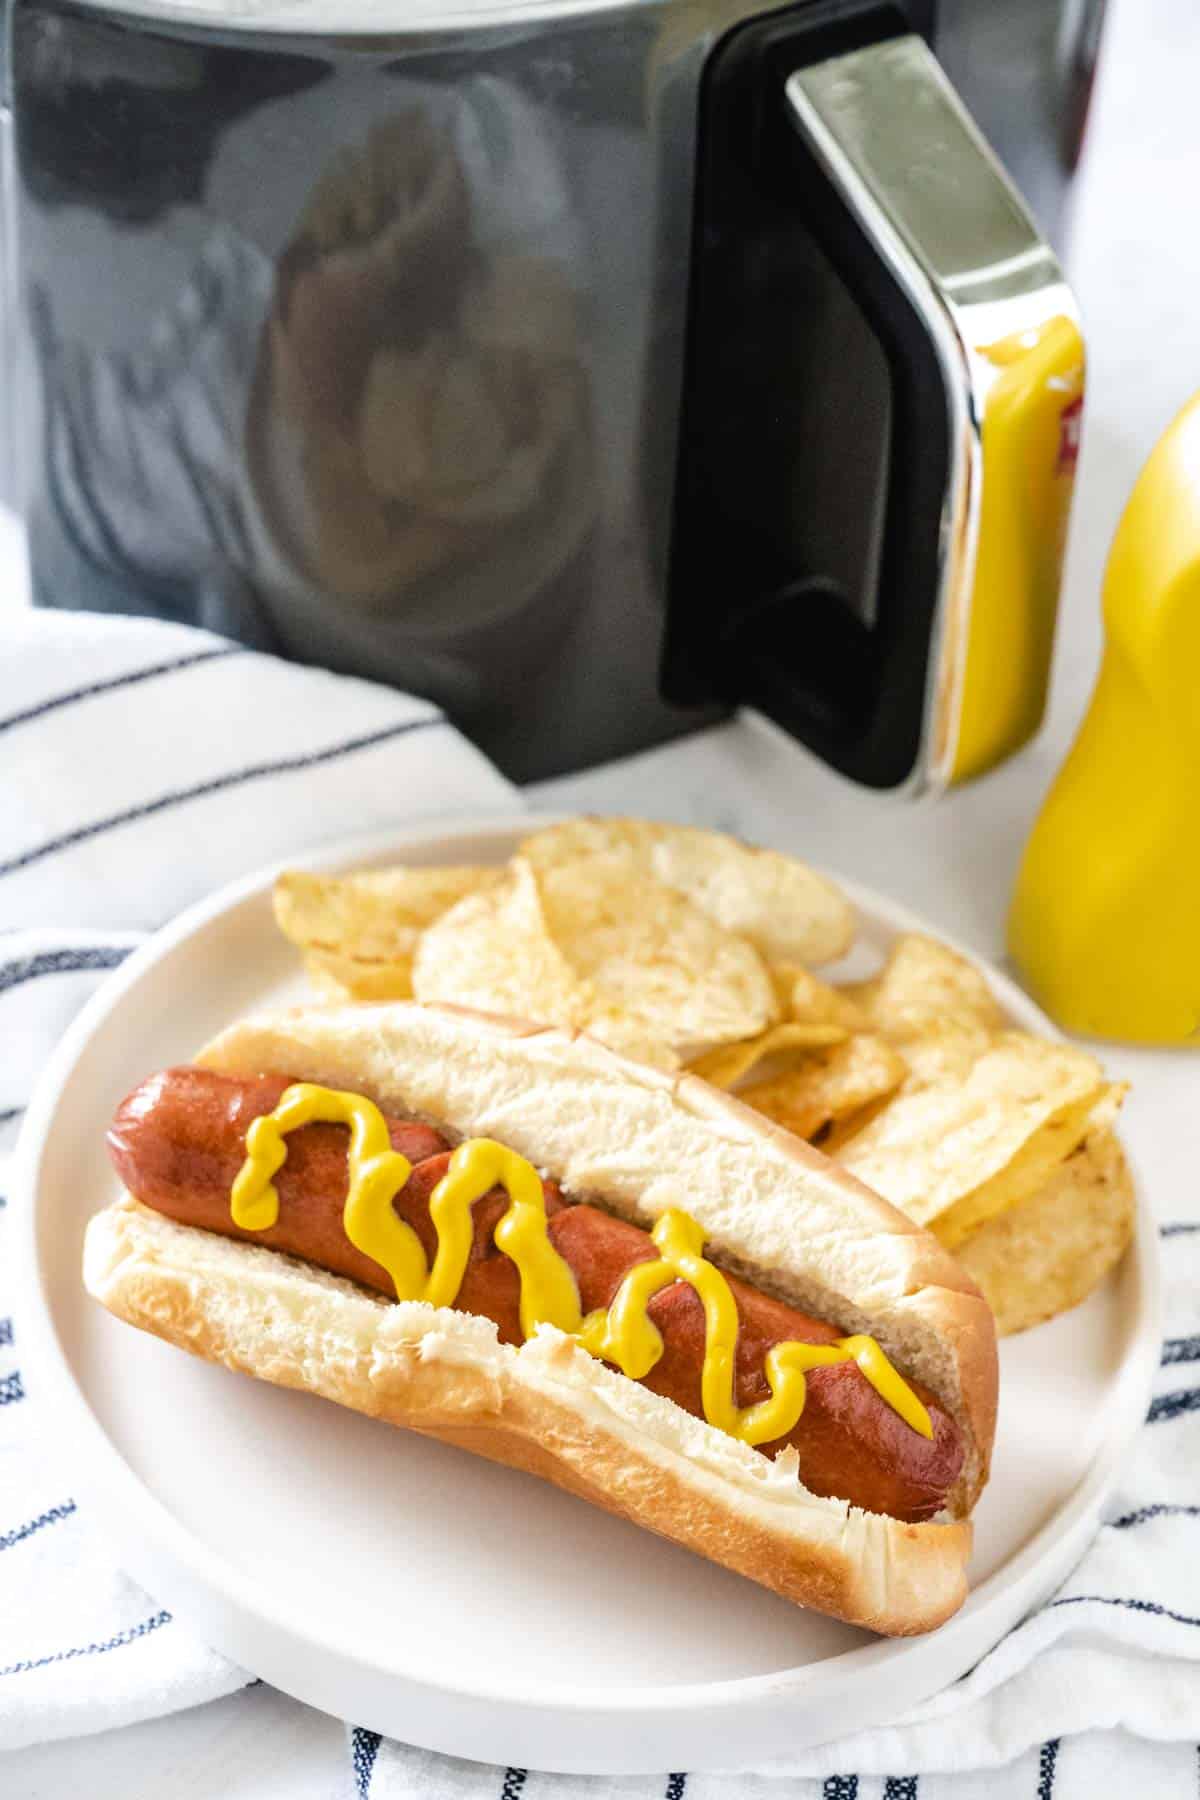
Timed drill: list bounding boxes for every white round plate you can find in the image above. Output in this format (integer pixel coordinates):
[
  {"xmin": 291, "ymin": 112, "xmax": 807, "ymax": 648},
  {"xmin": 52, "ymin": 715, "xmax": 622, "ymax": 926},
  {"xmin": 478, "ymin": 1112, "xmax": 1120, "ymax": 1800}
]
[{"xmin": 14, "ymin": 815, "xmax": 1160, "ymax": 1774}]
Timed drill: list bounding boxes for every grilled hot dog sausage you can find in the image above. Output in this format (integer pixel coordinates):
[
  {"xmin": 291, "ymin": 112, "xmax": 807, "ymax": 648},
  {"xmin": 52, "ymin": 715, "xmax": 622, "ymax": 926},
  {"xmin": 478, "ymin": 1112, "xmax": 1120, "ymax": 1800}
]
[{"xmin": 108, "ymin": 1068, "xmax": 964, "ymax": 1522}]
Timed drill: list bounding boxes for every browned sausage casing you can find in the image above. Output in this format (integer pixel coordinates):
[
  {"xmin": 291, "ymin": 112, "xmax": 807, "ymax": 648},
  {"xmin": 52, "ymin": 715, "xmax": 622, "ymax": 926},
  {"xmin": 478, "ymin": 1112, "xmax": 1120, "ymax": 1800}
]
[{"xmin": 108, "ymin": 1067, "xmax": 964, "ymax": 1522}]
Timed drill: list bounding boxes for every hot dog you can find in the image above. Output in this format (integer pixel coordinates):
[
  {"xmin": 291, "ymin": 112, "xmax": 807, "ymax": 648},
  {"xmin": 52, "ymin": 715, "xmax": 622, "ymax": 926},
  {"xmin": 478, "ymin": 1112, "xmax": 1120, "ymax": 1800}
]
[
  {"xmin": 84, "ymin": 1001, "xmax": 998, "ymax": 1635},
  {"xmin": 108, "ymin": 1067, "xmax": 964, "ymax": 1523}
]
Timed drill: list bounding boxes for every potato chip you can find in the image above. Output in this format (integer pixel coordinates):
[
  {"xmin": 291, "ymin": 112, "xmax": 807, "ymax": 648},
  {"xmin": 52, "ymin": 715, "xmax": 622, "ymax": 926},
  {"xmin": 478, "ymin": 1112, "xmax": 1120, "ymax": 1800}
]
[
  {"xmin": 1066, "ymin": 1080, "xmax": 1126, "ymax": 1141},
  {"xmin": 771, "ymin": 964, "xmax": 871, "ymax": 1032},
  {"xmin": 856, "ymin": 933, "xmax": 1005, "ymax": 1039},
  {"xmin": 890, "ymin": 1020, "xmax": 994, "ymax": 1087},
  {"xmin": 411, "ymin": 858, "xmax": 730, "ymax": 1067},
  {"xmin": 933, "ymin": 1089, "xmax": 1121, "ymax": 1250},
  {"xmin": 302, "ymin": 951, "xmax": 357, "ymax": 1001},
  {"xmin": 302, "ymin": 946, "xmax": 414, "ymax": 1001},
  {"xmin": 275, "ymin": 866, "xmax": 500, "ymax": 966},
  {"xmin": 575, "ymin": 1009, "xmax": 681, "ymax": 1072},
  {"xmin": 519, "ymin": 817, "xmax": 854, "ymax": 966},
  {"xmin": 836, "ymin": 1032, "xmax": 1117, "ymax": 1246},
  {"xmin": 819, "ymin": 1092, "xmax": 900, "ymax": 1155},
  {"xmin": 536, "ymin": 853, "xmax": 777, "ymax": 1055},
  {"xmin": 837, "ymin": 977, "xmax": 879, "ymax": 1015},
  {"xmin": 738, "ymin": 1034, "xmax": 908, "ymax": 1142},
  {"xmin": 956, "ymin": 1129, "xmax": 1134, "ymax": 1334},
  {"xmin": 842, "ymin": 935, "xmax": 1004, "ymax": 1088},
  {"xmin": 686, "ymin": 1022, "xmax": 847, "ymax": 1092},
  {"xmin": 412, "ymin": 858, "xmax": 587, "ymax": 1027},
  {"xmin": 518, "ymin": 816, "xmax": 655, "ymax": 868},
  {"xmin": 645, "ymin": 832, "xmax": 854, "ymax": 969}
]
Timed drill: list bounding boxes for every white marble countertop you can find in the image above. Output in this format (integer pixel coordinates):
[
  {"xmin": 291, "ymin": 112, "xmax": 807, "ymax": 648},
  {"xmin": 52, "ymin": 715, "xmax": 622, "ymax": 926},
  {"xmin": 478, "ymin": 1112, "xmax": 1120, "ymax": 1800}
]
[{"xmin": 6, "ymin": 0, "xmax": 1200, "ymax": 1790}]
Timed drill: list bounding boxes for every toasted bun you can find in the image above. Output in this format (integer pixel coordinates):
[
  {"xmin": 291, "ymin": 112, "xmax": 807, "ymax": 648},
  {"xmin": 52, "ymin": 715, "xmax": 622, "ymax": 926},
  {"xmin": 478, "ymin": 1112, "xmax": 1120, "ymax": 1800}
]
[
  {"xmin": 85, "ymin": 1001, "xmax": 997, "ymax": 1634},
  {"xmin": 85, "ymin": 1196, "xmax": 972, "ymax": 1634}
]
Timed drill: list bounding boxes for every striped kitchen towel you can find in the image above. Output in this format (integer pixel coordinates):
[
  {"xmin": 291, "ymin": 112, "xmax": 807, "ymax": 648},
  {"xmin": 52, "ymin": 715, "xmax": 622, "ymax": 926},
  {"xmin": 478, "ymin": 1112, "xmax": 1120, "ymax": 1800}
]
[
  {"xmin": 2, "ymin": 609, "xmax": 1198, "ymax": 1794},
  {"xmin": 0, "ymin": 605, "xmax": 515, "ymax": 1752}
]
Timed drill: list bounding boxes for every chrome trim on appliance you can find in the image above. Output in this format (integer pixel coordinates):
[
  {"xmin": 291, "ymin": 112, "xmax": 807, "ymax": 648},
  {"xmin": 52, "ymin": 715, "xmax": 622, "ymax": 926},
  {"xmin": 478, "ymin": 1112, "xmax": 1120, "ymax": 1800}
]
[{"xmin": 786, "ymin": 34, "xmax": 1082, "ymax": 792}]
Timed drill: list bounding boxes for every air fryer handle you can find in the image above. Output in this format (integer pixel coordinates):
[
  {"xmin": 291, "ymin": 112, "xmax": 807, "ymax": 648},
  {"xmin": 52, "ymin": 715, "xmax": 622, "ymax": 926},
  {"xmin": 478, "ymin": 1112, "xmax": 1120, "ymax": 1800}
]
[
  {"xmin": 783, "ymin": 34, "xmax": 1084, "ymax": 789},
  {"xmin": 666, "ymin": 25, "xmax": 1085, "ymax": 792}
]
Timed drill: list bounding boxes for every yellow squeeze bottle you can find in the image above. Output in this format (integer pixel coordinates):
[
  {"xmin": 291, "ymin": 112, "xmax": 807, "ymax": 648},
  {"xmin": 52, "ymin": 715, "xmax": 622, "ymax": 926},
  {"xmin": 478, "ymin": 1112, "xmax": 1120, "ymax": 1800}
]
[{"xmin": 1008, "ymin": 391, "xmax": 1200, "ymax": 1042}]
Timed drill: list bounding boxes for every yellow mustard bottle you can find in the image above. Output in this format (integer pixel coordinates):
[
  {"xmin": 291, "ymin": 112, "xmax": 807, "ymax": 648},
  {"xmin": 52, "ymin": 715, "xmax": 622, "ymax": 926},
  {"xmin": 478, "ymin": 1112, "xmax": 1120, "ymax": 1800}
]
[{"xmin": 1008, "ymin": 390, "xmax": 1200, "ymax": 1042}]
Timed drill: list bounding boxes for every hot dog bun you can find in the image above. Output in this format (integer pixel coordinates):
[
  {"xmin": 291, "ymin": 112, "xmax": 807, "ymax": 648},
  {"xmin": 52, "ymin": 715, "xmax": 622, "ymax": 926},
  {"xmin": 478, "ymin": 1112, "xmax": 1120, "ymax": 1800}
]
[{"xmin": 85, "ymin": 1001, "xmax": 998, "ymax": 1635}]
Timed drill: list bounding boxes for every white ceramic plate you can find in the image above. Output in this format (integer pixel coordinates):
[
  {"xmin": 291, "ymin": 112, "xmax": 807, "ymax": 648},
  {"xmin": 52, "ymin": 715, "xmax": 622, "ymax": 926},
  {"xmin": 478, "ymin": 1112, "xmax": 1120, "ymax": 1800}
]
[{"xmin": 13, "ymin": 816, "xmax": 1160, "ymax": 1774}]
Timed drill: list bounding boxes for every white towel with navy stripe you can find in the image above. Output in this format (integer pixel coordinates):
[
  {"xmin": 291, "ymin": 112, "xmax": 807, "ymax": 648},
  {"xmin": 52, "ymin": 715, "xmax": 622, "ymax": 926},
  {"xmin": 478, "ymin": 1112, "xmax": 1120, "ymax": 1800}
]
[
  {"xmin": 0, "ymin": 606, "xmax": 514, "ymax": 1753},
  {"xmin": 3, "ymin": 611, "xmax": 1198, "ymax": 1795}
]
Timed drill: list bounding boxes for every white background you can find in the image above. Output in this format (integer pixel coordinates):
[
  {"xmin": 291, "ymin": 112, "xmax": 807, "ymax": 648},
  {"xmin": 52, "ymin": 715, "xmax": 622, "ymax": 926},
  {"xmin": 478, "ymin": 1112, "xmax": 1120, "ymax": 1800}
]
[{"xmin": 4, "ymin": 0, "xmax": 1200, "ymax": 1790}]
